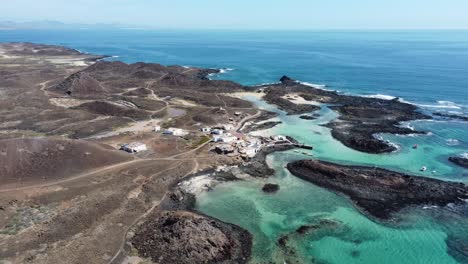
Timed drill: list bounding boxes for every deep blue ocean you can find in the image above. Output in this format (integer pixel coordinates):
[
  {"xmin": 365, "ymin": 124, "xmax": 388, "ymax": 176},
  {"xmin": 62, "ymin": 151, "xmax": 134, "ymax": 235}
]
[{"xmin": 1, "ymin": 29, "xmax": 467, "ymax": 113}]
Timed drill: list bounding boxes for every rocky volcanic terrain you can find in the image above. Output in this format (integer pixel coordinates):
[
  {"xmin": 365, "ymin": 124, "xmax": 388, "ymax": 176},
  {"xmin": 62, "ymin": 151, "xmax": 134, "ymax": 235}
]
[
  {"xmin": 287, "ymin": 160, "xmax": 468, "ymax": 219},
  {"xmin": 131, "ymin": 211, "xmax": 251, "ymax": 264}
]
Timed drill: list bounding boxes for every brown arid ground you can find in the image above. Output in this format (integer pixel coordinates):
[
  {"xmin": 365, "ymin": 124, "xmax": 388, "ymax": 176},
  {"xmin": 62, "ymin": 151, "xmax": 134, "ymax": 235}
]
[{"xmin": 0, "ymin": 43, "xmax": 260, "ymax": 264}]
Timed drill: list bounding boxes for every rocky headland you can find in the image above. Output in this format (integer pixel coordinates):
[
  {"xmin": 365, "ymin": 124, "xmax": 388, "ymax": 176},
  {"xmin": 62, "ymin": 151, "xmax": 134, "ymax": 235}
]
[{"xmin": 287, "ymin": 160, "xmax": 468, "ymax": 219}]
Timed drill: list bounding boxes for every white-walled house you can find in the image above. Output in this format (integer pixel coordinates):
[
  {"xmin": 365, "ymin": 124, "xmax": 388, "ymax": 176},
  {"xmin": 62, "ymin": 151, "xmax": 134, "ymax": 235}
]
[
  {"xmin": 211, "ymin": 129, "xmax": 224, "ymax": 135},
  {"xmin": 163, "ymin": 127, "xmax": 188, "ymax": 136},
  {"xmin": 121, "ymin": 142, "xmax": 148, "ymax": 153}
]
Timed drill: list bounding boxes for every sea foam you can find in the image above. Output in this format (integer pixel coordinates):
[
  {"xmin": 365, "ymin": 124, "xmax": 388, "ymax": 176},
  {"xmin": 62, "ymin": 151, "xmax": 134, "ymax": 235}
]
[{"xmin": 363, "ymin": 94, "xmax": 397, "ymax": 100}]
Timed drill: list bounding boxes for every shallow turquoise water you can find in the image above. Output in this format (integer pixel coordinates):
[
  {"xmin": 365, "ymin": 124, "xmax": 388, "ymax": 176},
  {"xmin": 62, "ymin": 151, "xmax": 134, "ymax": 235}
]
[{"xmin": 196, "ymin": 96, "xmax": 468, "ymax": 264}]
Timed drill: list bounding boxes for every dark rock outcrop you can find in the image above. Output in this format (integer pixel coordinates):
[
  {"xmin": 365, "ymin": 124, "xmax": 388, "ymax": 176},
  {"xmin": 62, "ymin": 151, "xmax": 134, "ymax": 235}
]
[
  {"xmin": 262, "ymin": 183, "xmax": 280, "ymax": 193},
  {"xmin": 449, "ymin": 157, "xmax": 468, "ymax": 169},
  {"xmin": 433, "ymin": 112, "xmax": 468, "ymax": 122},
  {"xmin": 242, "ymin": 144, "xmax": 295, "ymax": 177},
  {"xmin": 299, "ymin": 115, "xmax": 317, "ymax": 120},
  {"xmin": 131, "ymin": 211, "xmax": 251, "ymax": 264},
  {"xmin": 287, "ymin": 159, "xmax": 468, "ymax": 219}
]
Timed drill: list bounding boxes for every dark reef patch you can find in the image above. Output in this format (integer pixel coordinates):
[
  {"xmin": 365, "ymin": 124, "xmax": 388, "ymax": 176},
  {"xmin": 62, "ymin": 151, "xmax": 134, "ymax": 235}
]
[{"xmin": 287, "ymin": 159, "xmax": 468, "ymax": 220}]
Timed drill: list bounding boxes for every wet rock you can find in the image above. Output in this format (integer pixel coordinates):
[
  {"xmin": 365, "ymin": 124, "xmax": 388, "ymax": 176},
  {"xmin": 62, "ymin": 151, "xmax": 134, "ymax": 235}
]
[
  {"xmin": 262, "ymin": 183, "xmax": 280, "ymax": 193},
  {"xmin": 433, "ymin": 112, "xmax": 468, "ymax": 122},
  {"xmin": 449, "ymin": 157, "xmax": 468, "ymax": 169},
  {"xmin": 299, "ymin": 115, "xmax": 317, "ymax": 120}
]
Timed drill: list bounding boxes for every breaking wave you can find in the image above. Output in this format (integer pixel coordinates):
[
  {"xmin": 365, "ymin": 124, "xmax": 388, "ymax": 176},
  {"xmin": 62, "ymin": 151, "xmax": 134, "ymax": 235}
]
[{"xmin": 363, "ymin": 94, "xmax": 397, "ymax": 100}]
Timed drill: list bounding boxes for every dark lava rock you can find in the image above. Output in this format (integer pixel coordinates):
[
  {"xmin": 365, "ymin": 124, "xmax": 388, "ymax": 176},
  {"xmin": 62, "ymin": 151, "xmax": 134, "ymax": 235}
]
[
  {"xmin": 295, "ymin": 219, "xmax": 338, "ymax": 235},
  {"xmin": 287, "ymin": 160, "xmax": 468, "ymax": 220},
  {"xmin": 131, "ymin": 211, "xmax": 252, "ymax": 264},
  {"xmin": 433, "ymin": 112, "xmax": 468, "ymax": 122},
  {"xmin": 449, "ymin": 157, "xmax": 468, "ymax": 169},
  {"xmin": 299, "ymin": 115, "xmax": 317, "ymax": 120},
  {"xmin": 260, "ymin": 76, "xmax": 430, "ymax": 153},
  {"xmin": 280, "ymin": 75, "xmax": 296, "ymax": 85},
  {"xmin": 262, "ymin": 183, "xmax": 280, "ymax": 193},
  {"xmin": 242, "ymin": 144, "xmax": 295, "ymax": 177}
]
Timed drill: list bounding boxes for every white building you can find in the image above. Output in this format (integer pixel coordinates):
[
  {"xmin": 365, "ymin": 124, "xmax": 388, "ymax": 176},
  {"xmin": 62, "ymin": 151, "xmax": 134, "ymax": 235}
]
[
  {"xmin": 211, "ymin": 129, "xmax": 224, "ymax": 135},
  {"xmin": 244, "ymin": 147, "xmax": 260, "ymax": 157},
  {"xmin": 221, "ymin": 135, "xmax": 238, "ymax": 143},
  {"xmin": 200, "ymin": 127, "xmax": 211, "ymax": 133},
  {"xmin": 154, "ymin": 125, "xmax": 161, "ymax": 132},
  {"xmin": 121, "ymin": 142, "xmax": 147, "ymax": 153},
  {"xmin": 163, "ymin": 127, "xmax": 188, "ymax": 136},
  {"xmin": 272, "ymin": 135, "xmax": 287, "ymax": 141},
  {"xmin": 212, "ymin": 134, "xmax": 238, "ymax": 143}
]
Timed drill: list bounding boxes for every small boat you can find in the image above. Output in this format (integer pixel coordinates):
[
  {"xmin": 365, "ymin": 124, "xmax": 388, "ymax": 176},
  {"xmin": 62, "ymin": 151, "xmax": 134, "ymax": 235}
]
[
  {"xmin": 420, "ymin": 166, "xmax": 427, "ymax": 172},
  {"xmin": 412, "ymin": 144, "xmax": 418, "ymax": 149}
]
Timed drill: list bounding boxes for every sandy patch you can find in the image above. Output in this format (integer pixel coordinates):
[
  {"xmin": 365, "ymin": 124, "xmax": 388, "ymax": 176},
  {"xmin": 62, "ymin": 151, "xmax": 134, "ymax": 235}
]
[
  {"xmin": 49, "ymin": 98, "xmax": 93, "ymax": 108},
  {"xmin": 171, "ymin": 98, "xmax": 198, "ymax": 107},
  {"xmin": 46, "ymin": 58, "xmax": 91, "ymax": 67},
  {"xmin": 178, "ymin": 174, "xmax": 217, "ymax": 195},
  {"xmin": 89, "ymin": 119, "xmax": 161, "ymax": 139},
  {"xmin": 282, "ymin": 93, "xmax": 320, "ymax": 105},
  {"xmin": 228, "ymin": 91, "xmax": 264, "ymax": 99}
]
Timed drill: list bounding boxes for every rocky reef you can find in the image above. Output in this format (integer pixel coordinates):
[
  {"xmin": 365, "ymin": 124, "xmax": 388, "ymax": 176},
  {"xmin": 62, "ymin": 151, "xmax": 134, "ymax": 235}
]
[
  {"xmin": 262, "ymin": 183, "xmax": 280, "ymax": 193},
  {"xmin": 433, "ymin": 112, "xmax": 468, "ymax": 122},
  {"xmin": 299, "ymin": 114, "xmax": 318, "ymax": 120},
  {"xmin": 287, "ymin": 160, "xmax": 468, "ymax": 219},
  {"xmin": 449, "ymin": 156, "xmax": 468, "ymax": 169}
]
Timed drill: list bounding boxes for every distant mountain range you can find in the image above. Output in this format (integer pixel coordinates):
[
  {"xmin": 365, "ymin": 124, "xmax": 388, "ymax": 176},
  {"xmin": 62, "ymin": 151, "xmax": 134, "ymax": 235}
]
[{"xmin": 0, "ymin": 20, "xmax": 153, "ymax": 30}]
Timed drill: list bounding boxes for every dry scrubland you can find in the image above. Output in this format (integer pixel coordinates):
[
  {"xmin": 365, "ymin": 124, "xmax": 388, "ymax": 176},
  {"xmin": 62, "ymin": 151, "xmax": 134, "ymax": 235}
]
[{"xmin": 0, "ymin": 43, "xmax": 257, "ymax": 264}]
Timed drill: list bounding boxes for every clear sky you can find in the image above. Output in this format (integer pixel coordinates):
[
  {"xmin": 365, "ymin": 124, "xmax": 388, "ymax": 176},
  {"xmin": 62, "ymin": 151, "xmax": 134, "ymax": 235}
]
[{"xmin": 2, "ymin": 0, "xmax": 468, "ymax": 30}]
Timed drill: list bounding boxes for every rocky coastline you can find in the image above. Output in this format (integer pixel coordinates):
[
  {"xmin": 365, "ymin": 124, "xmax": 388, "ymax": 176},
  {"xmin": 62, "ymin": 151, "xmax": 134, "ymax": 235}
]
[
  {"xmin": 287, "ymin": 159, "xmax": 468, "ymax": 220},
  {"xmin": 256, "ymin": 76, "xmax": 430, "ymax": 153}
]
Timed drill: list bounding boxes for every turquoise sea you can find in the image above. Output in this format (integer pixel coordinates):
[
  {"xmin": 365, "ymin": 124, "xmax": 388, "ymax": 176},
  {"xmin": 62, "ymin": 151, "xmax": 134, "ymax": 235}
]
[{"xmin": 1, "ymin": 30, "xmax": 467, "ymax": 263}]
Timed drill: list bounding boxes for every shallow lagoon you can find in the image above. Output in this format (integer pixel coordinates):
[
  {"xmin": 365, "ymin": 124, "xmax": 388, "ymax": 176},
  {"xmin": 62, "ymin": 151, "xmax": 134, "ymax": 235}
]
[{"xmin": 196, "ymin": 96, "xmax": 468, "ymax": 263}]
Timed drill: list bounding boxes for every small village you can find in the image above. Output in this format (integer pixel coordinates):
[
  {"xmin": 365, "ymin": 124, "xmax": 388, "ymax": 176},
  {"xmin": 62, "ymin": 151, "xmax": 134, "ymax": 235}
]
[{"xmin": 119, "ymin": 110, "xmax": 309, "ymax": 160}]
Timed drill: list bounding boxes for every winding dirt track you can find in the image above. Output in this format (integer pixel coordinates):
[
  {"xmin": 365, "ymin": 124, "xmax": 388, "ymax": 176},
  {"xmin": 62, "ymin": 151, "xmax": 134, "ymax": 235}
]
[{"xmin": 0, "ymin": 137, "xmax": 210, "ymax": 193}]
